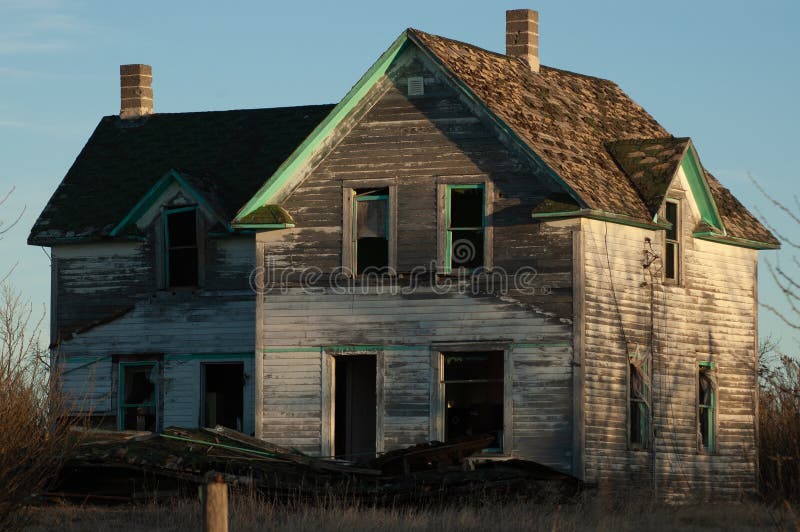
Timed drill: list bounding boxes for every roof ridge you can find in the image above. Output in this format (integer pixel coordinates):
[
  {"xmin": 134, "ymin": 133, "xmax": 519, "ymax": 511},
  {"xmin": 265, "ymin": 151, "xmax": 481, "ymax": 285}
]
[
  {"xmin": 106, "ymin": 103, "xmax": 336, "ymax": 120},
  {"xmin": 407, "ymin": 27, "xmax": 618, "ymax": 84}
]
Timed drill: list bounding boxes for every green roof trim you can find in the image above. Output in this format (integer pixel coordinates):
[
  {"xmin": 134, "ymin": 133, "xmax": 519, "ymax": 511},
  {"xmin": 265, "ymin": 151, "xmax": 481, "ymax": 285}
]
[
  {"xmin": 235, "ymin": 29, "xmax": 586, "ymax": 221},
  {"xmin": 680, "ymin": 146, "xmax": 725, "ymax": 233},
  {"xmin": 235, "ymin": 32, "xmax": 411, "ymax": 221},
  {"xmin": 110, "ymin": 169, "xmax": 232, "ymax": 237},
  {"xmin": 693, "ymin": 231, "xmax": 780, "ymax": 250},
  {"xmin": 532, "ymin": 208, "xmax": 670, "ymax": 230}
]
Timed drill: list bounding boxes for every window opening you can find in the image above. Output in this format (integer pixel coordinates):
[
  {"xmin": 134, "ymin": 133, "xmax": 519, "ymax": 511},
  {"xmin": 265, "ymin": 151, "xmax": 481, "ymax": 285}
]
[
  {"xmin": 203, "ymin": 363, "xmax": 245, "ymax": 432},
  {"xmin": 353, "ymin": 188, "xmax": 389, "ymax": 274},
  {"xmin": 119, "ymin": 362, "xmax": 157, "ymax": 431},
  {"xmin": 664, "ymin": 200, "xmax": 679, "ymax": 281},
  {"xmin": 629, "ymin": 353, "xmax": 651, "ymax": 448},
  {"xmin": 699, "ymin": 362, "xmax": 716, "ymax": 452},
  {"xmin": 442, "ymin": 351, "xmax": 503, "ymax": 452},
  {"xmin": 446, "ymin": 184, "xmax": 484, "ymax": 271},
  {"xmin": 165, "ymin": 207, "xmax": 199, "ymax": 287}
]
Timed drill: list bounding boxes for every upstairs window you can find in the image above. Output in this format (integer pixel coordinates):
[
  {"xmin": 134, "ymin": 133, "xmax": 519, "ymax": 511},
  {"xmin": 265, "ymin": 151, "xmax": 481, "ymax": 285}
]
[
  {"xmin": 664, "ymin": 200, "xmax": 680, "ymax": 281},
  {"xmin": 164, "ymin": 207, "xmax": 199, "ymax": 287},
  {"xmin": 698, "ymin": 362, "xmax": 716, "ymax": 452},
  {"xmin": 446, "ymin": 184, "xmax": 484, "ymax": 271},
  {"xmin": 629, "ymin": 355, "xmax": 650, "ymax": 449},
  {"xmin": 353, "ymin": 188, "xmax": 389, "ymax": 274}
]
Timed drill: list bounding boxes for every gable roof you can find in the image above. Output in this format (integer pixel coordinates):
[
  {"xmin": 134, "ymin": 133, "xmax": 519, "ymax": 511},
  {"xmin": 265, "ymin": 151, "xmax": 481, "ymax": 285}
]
[
  {"xmin": 28, "ymin": 105, "xmax": 333, "ymax": 246},
  {"xmin": 235, "ymin": 28, "xmax": 776, "ymax": 248},
  {"xmin": 606, "ymin": 137, "xmax": 691, "ymax": 218}
]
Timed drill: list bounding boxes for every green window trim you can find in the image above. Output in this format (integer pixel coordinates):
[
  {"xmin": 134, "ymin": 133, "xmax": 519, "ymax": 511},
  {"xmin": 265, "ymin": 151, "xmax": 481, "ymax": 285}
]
[
  {"xmin": 444, "ymin": 183, "xmax": 485, "ymax": 274},
  {"xmin": 698, "ymin": 362, "xmax": 716, "ymax": 453},
  {"xmin": 117, "ymin": 361, "xmax": 159, "ymax": 431},
  {"xmin": 351, "ymin": 192, "xmax": 390, "ymax": 274}
]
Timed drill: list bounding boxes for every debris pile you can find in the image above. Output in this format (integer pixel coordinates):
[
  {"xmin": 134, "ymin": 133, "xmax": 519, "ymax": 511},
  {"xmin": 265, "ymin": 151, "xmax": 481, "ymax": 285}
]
[{"xmin": 49, "ymin": 427, "xmax": 581, "ymax": 504}]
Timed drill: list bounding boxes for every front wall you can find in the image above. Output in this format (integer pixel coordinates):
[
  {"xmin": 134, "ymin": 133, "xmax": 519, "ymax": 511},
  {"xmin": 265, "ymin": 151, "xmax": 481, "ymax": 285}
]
[
  {"xmin": 260, "ymin": 288, "xmax": 574, "ymax": 470},
  {"xmin": 258, "ymin": 47, "xmax": 576, "ymax": 468}
]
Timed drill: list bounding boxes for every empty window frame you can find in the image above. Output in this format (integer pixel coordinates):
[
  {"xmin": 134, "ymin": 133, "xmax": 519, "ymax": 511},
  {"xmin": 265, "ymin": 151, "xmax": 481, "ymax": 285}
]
[
  {"xmin": 441, "ymin": 351, "xmax": 504, "ymax": 452},
  {"xmin": 664, "ymin": 200, "xmax": 680, "ymax": 281},
  {"xmin": 628, "ymin": 355, "xmax": 650, "ymax": 449},
  {"xmin": 164, "ymin": 206, "xmax": 199, "ymax": 287},
  {"xmin": 353, "ymin": 188, "xmax": 389, "ymax": 274},
  {"xmin": 698, "ymin": 362, "xmax": 716, "ymax": 452},
  {"xmin": 445, "ymin": 184, "xmax": 485, "ymax": 271},
  {"xmin": 118, "ymin": 362, "xmax": 158, "ymax": 431}
]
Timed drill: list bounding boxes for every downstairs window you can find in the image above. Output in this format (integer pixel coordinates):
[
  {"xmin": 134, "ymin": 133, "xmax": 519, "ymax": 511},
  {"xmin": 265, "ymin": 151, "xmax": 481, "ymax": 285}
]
[
  {"xmin": 442, "ymin": 350, "xmax": 504, "ymax": 452},
  {"xmin": 698, "ymin": 362, "xmax": 716, "ymax": 452},
  {"xmin": 629, "ymin": 355, "xmax": 650, "ymax": 449},
  {"xmin": 119, "ymin": 362, "xmax": 158, "ymax": 432}
]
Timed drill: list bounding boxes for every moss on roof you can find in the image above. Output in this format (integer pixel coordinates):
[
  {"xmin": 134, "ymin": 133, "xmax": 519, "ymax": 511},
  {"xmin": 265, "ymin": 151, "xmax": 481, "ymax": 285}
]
[
  {"xmin": 408, "ymin": 29, "xmax": 776, "ymax": 246},
  {"xmin": 234, "ymin": 204, "xmax": 295, "ymax": 225}
]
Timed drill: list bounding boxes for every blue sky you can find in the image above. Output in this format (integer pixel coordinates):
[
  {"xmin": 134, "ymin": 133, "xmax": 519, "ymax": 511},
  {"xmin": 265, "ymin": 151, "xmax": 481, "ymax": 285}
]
[{"xmin": 1, "ymin": 0, "xmax": 798, "ymax": 350}]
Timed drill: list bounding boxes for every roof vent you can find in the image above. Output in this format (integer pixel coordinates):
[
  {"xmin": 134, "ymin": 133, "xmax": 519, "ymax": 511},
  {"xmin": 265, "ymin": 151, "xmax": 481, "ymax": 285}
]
[
  {"xmin": 407, "ymin": 76, "xmax": 424, "ymax": 97},
  {"xmin": 120, "ymin": 64, "xmax": 153, "ymax": 119},
  {"xmin": 506, "ymin": 9, "xmax": 540, "ymax": 73}
]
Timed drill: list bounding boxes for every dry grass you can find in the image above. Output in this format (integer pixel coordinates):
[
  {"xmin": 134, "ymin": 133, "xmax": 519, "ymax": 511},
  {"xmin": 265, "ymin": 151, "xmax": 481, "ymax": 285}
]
[{"xmin": 22, "ymin": 493, "xmax": 800, "ymax": 532}]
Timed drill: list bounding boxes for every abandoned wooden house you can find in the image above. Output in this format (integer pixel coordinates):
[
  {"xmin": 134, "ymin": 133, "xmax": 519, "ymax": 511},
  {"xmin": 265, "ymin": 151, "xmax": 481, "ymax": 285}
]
[{"xmin": 29, "ymin": 9, "xmax": 778, "ymax": 500}]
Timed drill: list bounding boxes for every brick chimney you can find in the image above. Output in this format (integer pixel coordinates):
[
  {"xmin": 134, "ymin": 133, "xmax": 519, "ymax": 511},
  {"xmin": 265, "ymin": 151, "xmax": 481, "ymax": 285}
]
[
  {"xmin": 506, "ymin": 9, "xmax": 539, "ymax": 73},
  {"xmin": 120, "ymin": 64, "xmax": 153, "ymax": 119}
]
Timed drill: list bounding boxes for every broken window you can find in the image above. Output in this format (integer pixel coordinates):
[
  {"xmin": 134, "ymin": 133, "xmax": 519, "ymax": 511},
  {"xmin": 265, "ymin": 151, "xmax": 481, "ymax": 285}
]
[
  {"xmin": 629, "ymin": 354, "xmax": 651, "ymax": 449},
  {"xmin": 353, "ymin": 189, "xmax": 389, "ymax": 274},
  {"xmin": 442, "ymin": 351, "xmax": 503, "ymax": 451},
  {"xmin": 664, "ymin": 200, "xmax": 679, "ymax": 281},
  {"xmin": 446, "ymin": 184, "xmax": 484, "ymax": 271},
  {"xmin": 165, "ymin": 207, "xmax": 199, "ymax": 287},
  {"xmin": 119, "ymin": 363, "xmax": 158, "ymax": 431},
  {"xmin": 203, "ymin": 363, "xmax": 244, "ymax": 432},
  {"xmin": 698, "ymin": 363, "xmax": 716, "ymax": 452}
]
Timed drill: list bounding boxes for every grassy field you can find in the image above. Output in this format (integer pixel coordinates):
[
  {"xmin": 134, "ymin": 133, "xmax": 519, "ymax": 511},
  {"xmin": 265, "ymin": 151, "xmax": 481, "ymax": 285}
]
[{"xmin": 22, "ymin": 494, "xmax": 800, "ymax": 532}]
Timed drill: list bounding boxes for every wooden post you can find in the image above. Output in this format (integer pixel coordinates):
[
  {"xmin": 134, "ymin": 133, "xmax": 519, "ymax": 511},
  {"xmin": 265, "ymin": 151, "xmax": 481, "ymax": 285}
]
[{"xmin": 203, "ymin": 477, "xmax": 228, "ymax": 532}]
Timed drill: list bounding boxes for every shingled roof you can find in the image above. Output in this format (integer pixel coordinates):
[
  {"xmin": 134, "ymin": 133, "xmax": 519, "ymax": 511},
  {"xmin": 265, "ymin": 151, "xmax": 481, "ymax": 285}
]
[
  {"xmin": 407, "ymin": 29, "xmax": 778, "ymax": 247},
  {"xmin": 28, "ymin": 105, "xmax": 333, "ymax": 245}
]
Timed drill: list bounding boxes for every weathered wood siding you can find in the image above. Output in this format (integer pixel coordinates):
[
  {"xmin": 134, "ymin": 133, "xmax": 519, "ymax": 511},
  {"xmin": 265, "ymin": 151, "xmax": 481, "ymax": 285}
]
[
  {"xmin": 53, "ymin": 234, "xmax": 254, "ymax": 334},
  {"xmin": 259, "ymin": 288, "xmax": 574, "ymax": 469},
  {"xmin": 257, "ymin": 46, "xmax": 576, "ymax": 468},
  {"xmin": 580, "ymin": 166, "xmax": 759, "ymax": 499},
  {"xmin": 52, "ymin": 223, "xmax": 257, "ymax": 431}
]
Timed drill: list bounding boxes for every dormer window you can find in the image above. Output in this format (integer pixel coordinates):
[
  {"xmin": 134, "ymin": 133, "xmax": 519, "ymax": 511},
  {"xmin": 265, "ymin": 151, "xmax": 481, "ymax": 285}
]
[
  {"xmin": 164, "ymin": 206, "xmax": 199, "ymax": 287},
  {"xmin": 664, "ymin": 200, "xmax": 680, "ymax": 281}
]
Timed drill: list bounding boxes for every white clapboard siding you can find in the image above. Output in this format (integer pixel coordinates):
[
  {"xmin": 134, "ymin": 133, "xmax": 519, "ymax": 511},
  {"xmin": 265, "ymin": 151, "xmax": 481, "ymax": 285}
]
[
  {"xmin": 581, "ymin": 201, "xmax": 759, "ymax": 500},
  {"xmin": 58, "ymin": 356, "xmax": 113, "ymax": 413},
  {"xmin": 261, "ymin": 288, "xmax": 574, "ymax": 467}
]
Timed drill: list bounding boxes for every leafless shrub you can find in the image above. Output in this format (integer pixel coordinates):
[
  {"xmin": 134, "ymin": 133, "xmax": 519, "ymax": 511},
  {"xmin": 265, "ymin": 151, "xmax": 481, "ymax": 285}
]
[
  {"xmin": 0, "ymin": 283, "xmax": 83, "ymax": 529},
  {"xmin": 759, "ymin": 342, "xmax": 800, "ymax": 502}
]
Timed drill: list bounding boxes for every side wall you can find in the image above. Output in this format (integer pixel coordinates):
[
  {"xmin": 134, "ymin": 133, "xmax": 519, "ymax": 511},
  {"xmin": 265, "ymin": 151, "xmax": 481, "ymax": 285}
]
[{"xmin": 581, "ymin": 213, "xmax": 759, "ymax": 500}]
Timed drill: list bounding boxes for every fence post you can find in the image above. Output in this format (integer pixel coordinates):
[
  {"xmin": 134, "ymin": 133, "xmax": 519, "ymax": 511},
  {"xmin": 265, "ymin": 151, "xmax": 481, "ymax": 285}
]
[{"xmin": 203, "ymin": 476, "xmax": 229, "ymax": 532}]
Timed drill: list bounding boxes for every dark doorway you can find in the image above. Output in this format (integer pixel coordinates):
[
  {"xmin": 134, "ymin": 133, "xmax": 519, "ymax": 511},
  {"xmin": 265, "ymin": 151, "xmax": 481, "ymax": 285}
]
[
  {"xmin": 334, "ymin": 355, "xmax": 376, "ymax": 461},
  {"xmin": 203, "ymin": 363, "xmax": 244, "ymax": 432}
]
